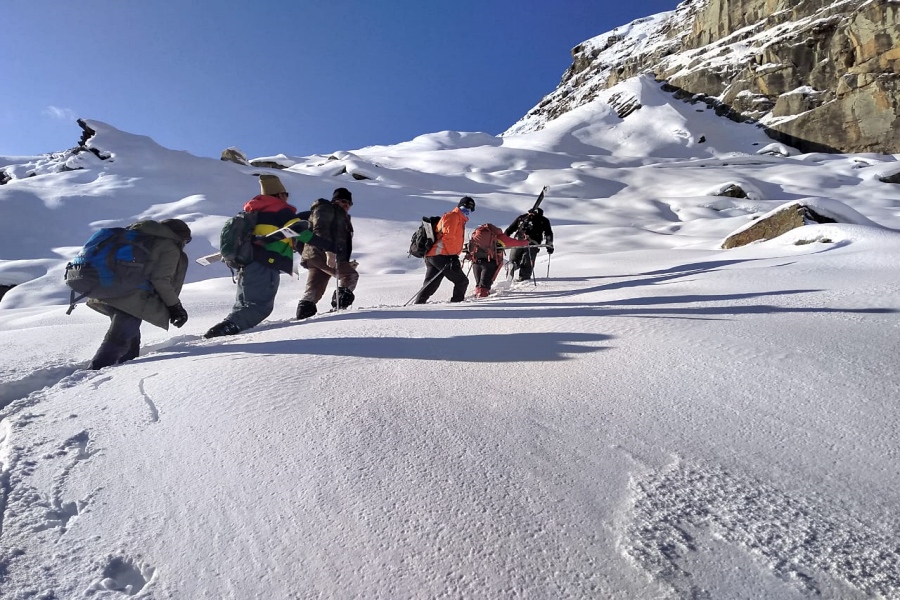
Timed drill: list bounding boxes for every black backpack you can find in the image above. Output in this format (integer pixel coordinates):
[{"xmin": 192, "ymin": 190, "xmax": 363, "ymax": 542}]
[
  {"xmin": 64, "ymin": 227, "xmax": 154, "ymax": 314},
  {"xmin": 408, "ymin": 216, "xmax": 440, "ymax": 258},
  {"xmin": 219, "ymin": 211, "xmax": 258, "ymax": 269}
]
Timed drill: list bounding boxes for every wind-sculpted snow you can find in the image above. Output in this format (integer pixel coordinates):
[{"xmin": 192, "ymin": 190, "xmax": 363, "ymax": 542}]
[
  {"xmin": 1, "ymin": 94, "xmax": 899, "ymax": 597},
  {"xmin": 624, "ymin": 460, "xmax": 900, "ymax": 599}
]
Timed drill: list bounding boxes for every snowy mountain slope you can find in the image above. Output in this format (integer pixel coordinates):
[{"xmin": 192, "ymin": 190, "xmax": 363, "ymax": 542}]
[{"xmin": 2, "ymin": 75, "xmax": 900, "ymax": 597}]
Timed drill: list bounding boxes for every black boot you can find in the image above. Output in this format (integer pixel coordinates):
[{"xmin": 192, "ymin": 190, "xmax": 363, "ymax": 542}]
[
  {"xmin": 296, "ymin": 300, "xmax": 317, "ymax": 320},
  {"xmin": 204, "ymin": 320, "xmax": 241, "ymax": 339},
  {"xmin": 330, "ymin": 287, "xmax": 355, "ymax": 311}
]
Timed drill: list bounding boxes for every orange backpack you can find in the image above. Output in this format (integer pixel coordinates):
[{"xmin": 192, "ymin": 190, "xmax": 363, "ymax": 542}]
[{"xmin": 468, "ymin": 224, "xmax": 503, "ymax": 262}]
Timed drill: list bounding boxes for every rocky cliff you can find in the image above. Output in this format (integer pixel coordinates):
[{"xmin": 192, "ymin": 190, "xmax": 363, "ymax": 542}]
[{"xmin": 506, "ymin": 0, "xmax": 900, "ymax": 154}]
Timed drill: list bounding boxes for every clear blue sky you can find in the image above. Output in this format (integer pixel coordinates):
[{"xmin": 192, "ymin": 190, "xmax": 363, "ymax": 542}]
[{"xmin": 2, "ymin": 0, "xmax": 680, "ymax": 159}]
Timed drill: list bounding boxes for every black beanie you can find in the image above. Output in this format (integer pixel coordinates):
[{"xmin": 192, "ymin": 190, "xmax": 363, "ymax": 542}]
[
  {"xmin": 458, "ymin": 196, "xmax": 475, "ymax": 210},
  {"xmin": 160, "ymin": 218, "xmax": 192, "ymax": 243},
  {"xmin": 332, "ymin": 188, "xmax": 353, "ymax": 204}
]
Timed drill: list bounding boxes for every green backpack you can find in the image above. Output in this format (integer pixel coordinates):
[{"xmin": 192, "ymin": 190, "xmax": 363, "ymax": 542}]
[{"xmin": 219, "ymin": 211, "xmax": 258, "ymax": 269}]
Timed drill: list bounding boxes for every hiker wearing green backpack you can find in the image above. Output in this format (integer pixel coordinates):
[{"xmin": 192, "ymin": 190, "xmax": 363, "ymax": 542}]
[
  {"xmin": 205, "ymin": 174, "xmax": 300, "ymax": 338},
  {"xmin": 87, "ymin": 219, "xmax": 192, "ymax": 370}
]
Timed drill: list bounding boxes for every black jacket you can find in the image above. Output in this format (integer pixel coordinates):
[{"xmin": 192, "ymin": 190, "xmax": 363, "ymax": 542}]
[
  {"xmin": 300, "ymin": 199, "xmax": 354, "ymax": 265},
  {"xmin": 505, "ymin": 213, "xmax": 553, "ymax": 245}
]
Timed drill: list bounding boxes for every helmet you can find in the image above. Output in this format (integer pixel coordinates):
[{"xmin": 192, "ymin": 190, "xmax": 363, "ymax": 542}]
[{"xmin": 458, "ymin": 196, "xmax": 476, "ymax": 211}]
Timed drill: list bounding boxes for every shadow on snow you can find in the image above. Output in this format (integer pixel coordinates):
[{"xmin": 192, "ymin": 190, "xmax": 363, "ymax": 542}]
[{"xmin": 143, "ymin": 330, "xmax": 613, "ymax": 364}]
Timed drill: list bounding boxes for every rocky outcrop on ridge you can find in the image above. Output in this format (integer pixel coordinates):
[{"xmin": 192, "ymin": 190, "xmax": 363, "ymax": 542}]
[
  {"xmin": 507, "ymin": 0, "xmax": 900, "ymax": 154},
  {"xmin": 221, "ymin": 147, "xmax": 250, "ymax": 165},
  {"xmin": 0, "ymin": 120, "xmax": 110, "ymax": 183}
]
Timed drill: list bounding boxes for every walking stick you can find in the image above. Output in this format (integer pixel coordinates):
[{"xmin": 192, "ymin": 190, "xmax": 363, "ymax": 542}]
[
  {"xmin": 404, "ymin": 263, "xmax": 450, "ymax": 306},
  {"xmin": 546, "ymin": 253, "xmax": 551, "ymax": 279},
  {"xmin": 528, "ymin": 246, "xmax": 537, "ymax": 287},
  {"xmin": 333, "ymin": 255, "xmax": 342, "ymax": 311}
]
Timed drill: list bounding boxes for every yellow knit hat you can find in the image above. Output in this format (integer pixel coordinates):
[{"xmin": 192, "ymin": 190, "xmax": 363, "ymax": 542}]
[{"xmin": 259, "ymin": 174, "xmax": 287, "ymax": 196}]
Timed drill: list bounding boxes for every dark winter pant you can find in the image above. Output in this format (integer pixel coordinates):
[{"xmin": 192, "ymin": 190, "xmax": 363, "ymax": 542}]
[
  {"xmin": 225, "ymin": 261, "xmax": 282, "ymax": 331},
  {"xmin": 89, "ymin": 307, "xmax": 142, "ymax": 370},
  {"xmin": 472, "ymin": 259, "xmax": 501, "ymax": 290},
  {"xmin": 414, "ymin": 255, "xmax": 469, "ymax": 304},
  {"xmin": 509, "ymin": 246, "xmax": 539, "ymax": 281},
  {"xmin": 300, "ymin": 255, "xmax": 359, "ymax": 305}
]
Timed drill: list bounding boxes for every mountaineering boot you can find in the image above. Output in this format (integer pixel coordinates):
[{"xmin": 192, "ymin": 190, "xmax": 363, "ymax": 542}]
[
  {"xmin": 204, "ymin": 320, "xmax": 241, "ymax": 339},
  {"xmin": 296, "ymin": 300, "xmax": 317, "ymax": 320},
  {"xmin": 474, "ymin": 287, "xmax": 489, "ymax": 298},
  {"xmin": 331, "ymin": 287, "xmax": 356, "ymax": 311}
]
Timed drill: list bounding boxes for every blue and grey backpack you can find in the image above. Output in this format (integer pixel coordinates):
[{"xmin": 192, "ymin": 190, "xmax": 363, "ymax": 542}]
[{"xmin": 64, "ymin": 227, "xmax": 154, "ymax": 314}]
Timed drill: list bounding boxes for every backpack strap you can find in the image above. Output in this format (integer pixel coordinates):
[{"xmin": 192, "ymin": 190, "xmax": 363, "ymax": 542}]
[{"xmin": 66, "ymin": 288, "xmax": 88, "ymax": 315}]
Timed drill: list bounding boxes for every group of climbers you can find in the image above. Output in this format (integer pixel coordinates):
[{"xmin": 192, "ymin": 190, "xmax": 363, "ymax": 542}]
[{"xmin": 76, "ymin": 174, "xmax": 553, "ymax": 369}]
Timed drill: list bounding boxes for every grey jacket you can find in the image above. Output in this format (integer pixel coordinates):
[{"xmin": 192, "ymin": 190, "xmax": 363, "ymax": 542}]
[{"xmin": 88, "ymin": 220, "xmax": 188, "ymax": 329}]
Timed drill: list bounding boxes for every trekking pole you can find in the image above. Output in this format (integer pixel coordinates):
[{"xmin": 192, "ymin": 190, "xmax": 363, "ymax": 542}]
[
  {"xmin": 528, "ymin": 246, "xmax": 537, "ymax": 287},
  {"xmin": 546, "ymin": 253, "xmax": 551, "ymax": 279},
  {"xmin": 404, "ymin": 263, "xmax": 449, "ymax": 306},
  {"xmin": 333, "ymin": 254, "xmax": 342, "ymax": 311}
]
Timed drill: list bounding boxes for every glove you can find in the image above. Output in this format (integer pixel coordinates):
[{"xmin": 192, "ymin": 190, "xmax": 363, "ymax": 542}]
[
  {"xmin": 547, "ymin": 245, "xmax": 554, "ymax": 255},
  {"xmin": 450, "ymin": 255, "xmax": 461, "ymax": 269},
  {"xmin": 296, "ymin": 229, "xmax": 314, "ymax": 243},
  {"xmin": 167, "ymin": 302, "xmax": 188, "ymax": 328}
]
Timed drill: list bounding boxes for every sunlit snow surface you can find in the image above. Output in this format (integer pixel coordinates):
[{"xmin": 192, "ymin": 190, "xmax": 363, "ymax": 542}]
[{"xmin": 1, "ymin": 78, "xmax": 899, "ymax": 598}]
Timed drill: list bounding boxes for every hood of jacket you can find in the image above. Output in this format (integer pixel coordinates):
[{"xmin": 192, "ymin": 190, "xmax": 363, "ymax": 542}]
[
  {"xmin": 244, "ymin": 194, "xmax": 297, "ymax": 213},
  {"xmin": 128, "ymin": 220, "xmax": 184, "ymax": 244}
]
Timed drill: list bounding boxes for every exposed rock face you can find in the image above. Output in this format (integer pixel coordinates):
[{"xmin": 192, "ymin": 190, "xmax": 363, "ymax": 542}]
[
  {"xmin": 75, "ymin": 119, "xmax": 112, "ymax": 161},
  {"xmin": 721, "ymin": 201, "xmax": 837, "ymax": 249},
  {"xmin": 508, "ymin": 0, "xmax": 900, "ymax": 154}
]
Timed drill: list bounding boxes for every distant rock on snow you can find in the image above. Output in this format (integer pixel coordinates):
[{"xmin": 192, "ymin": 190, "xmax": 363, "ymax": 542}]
[
  {"xmin": 719, "ymin": 196, "xmax": 889, "ymax": 249},
  {"xmin": 721, "ymin": 201, "xmax": 837, "ymax": 248}
]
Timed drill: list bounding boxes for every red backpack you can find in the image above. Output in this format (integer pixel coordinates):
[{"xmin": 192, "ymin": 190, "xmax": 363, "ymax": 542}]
[{"xmin": 468, "ymin": 224, "xmax": 503, "ymax": 262}]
